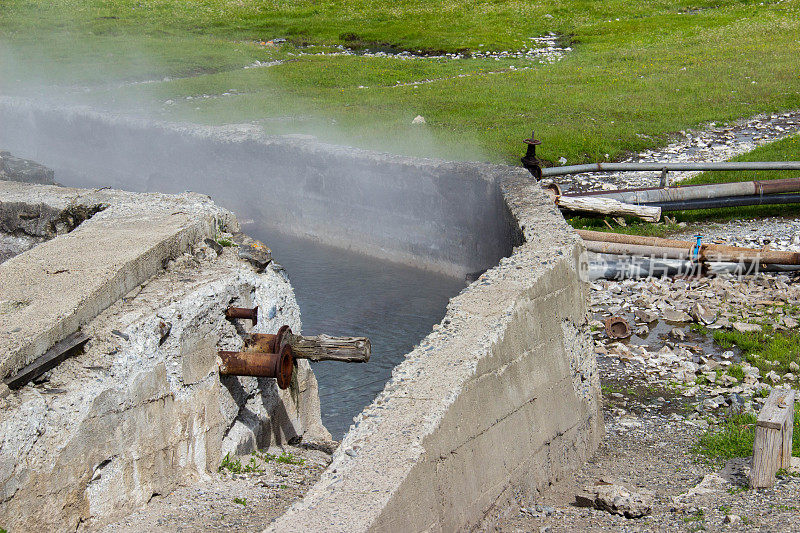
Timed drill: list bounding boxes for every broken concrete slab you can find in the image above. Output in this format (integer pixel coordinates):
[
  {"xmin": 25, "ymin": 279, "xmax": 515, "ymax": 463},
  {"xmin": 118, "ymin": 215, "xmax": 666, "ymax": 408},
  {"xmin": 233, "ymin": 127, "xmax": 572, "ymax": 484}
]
[
  {"xmin": 0, "ymin": 225, "xmax": 329, "ymax": 531},
  {"xmin": 0, "ymin": 150, "xmax": 55, "ymax": 184},
  {"xmin": 0, "ymin": 181, "xmax": 237, "ymax": 382}
]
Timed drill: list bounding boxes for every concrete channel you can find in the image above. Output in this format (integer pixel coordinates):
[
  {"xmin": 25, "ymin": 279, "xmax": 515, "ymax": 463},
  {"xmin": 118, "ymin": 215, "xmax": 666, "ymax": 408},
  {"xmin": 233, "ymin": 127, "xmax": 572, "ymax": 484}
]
[{"xmin": 0, "ymin": 98, "xmax": 602, "ymax": 532}]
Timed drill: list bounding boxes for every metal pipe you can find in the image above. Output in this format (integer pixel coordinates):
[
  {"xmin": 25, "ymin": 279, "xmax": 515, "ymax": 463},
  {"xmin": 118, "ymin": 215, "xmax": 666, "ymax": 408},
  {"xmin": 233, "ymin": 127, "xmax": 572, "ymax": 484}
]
[
  {"xmin": 225, "ymin": 306, "xmax": 258, "ymax": 325},
  {"xmin": 577, "ymin": 230, "xmax": 800, "ymax": 265},
  {"xmin": 564, "ymin": 177, "xmax": 800, "ymax": 205},
  {"xmin": 541, "ymin": 161, "xmax": 800, "ymax": 177},
  {"xmin": 584, "ymin": 240, "xmax": 692, "ymax": 260},
  {"xmin": 588, "ymin": 259, "xmax": 800, "ymax": 280},
  {"xmin": 651, "ymin": 192, "xmax": 800, "ymax": 212},
  {"xmin": 218, "ymin": 344, "xmax": 294, "ymax": 389}
]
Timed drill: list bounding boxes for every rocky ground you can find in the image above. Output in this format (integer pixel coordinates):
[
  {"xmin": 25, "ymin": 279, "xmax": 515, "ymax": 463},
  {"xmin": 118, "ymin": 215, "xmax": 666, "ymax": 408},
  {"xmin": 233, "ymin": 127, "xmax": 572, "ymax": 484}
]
[
  {"xmin": 488, "ymin": 113, "xmax": 800, "ymax": 531},
  {"xmin": 98, "ymin": 443, "xmax": 333, "ymax": 532},
  {"xmin": 485, "ymin": 252, "xmax": 800, "ymax": 532}
]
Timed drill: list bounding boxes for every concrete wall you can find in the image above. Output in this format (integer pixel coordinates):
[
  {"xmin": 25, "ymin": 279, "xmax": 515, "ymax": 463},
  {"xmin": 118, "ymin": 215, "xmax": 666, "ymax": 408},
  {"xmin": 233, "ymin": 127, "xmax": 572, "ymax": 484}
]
[
  {"xmin": 267, "ymin": 170, "xmax": 602, "ymax": 532},
  {"xmin": 0, "ymin": 184, "xmax": 330, "ymax": 531},
  {"xmin": 0, "ymin": 98, "xmax": 514, "ymax": 277}
]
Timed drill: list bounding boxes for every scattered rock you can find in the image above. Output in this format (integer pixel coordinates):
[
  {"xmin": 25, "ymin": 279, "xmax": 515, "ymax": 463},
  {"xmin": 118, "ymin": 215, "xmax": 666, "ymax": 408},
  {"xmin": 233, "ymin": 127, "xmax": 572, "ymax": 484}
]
[
  {"xmin": 411, "ymin": 115, "xmax": 426, "ymax": 124},
  {"xmin": 203, "ymin": 237, "xmax": 224, "ymax": 255},
  {"xmin": 690, "ymin": 302, "xmax": 717, "ymax": 325},
  {"xmin": 733, "ymin": 322, "xmax": 761, "ymax": 333},
  {"xmin": 723, "ymin": 514, "xmax": 742, "ymax": 525},
  {"xmin": 233, "ymin": 234, "xmax": 273, "ymax": 271},
  {"xmin": 673, "ymin": 473, "xmax": 730, "ymax": 505},
  {"xmin": 663, "ymin": 309, "xmax": 692, "ymax": 323},
  {"xmin": 593, "ymin": 483, "xmax": 653, "ymax": 518}
]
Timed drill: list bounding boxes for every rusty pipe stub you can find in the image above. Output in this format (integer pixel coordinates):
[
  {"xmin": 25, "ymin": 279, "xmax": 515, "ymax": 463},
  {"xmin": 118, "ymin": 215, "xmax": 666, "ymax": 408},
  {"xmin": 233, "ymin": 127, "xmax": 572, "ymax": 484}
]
[
  {"xmin": 218, "ymin": 344, "xmax": 294, "ymax": 389},
  {"xmin": 246, "ymin": 333, "xmax": 278, "ymax": 353},
  {"xmin": 226, "ymin": 306, "xmax": 258, "ymax": 325},
  {"xmin": 604, "ymin": 316, "xmax": 632, "ymax": 339}
]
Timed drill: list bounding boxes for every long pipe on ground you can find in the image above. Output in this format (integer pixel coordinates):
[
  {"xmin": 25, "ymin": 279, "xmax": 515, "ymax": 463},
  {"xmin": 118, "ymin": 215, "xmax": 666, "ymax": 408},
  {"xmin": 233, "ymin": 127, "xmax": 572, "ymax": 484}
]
[
  {"xmin": 562, "ymin": 177, "xmax": 800, "ymax": 205},
  {"xmin": 651, "ymin": 192, "xmax": 800, "ymax": 212},
  {"xmin": 542, "ymin": 161, "xmax": 800, "ymax": 177},
  {"xmin": 577, "ymin": 229, "xmax": 800, "ymax": 265},
  {"xmin": 588, "ymin": 258, "xmax": 800, "ymax": 280}
]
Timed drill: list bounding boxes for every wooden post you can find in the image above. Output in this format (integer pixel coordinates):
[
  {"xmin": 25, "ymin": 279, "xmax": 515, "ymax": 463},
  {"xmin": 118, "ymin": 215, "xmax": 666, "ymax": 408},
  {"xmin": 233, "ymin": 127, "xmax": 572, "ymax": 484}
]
[{"xmin": 750, "ymin": 389, "xmax": 795, "ymax": 488}]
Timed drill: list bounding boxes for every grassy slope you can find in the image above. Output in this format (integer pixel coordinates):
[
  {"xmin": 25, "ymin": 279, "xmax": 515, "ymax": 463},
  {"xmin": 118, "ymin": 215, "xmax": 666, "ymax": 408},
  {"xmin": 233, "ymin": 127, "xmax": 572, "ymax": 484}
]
[{"xmin": 1, "ymin": 1, "xmax": 799, "ymax": 163}]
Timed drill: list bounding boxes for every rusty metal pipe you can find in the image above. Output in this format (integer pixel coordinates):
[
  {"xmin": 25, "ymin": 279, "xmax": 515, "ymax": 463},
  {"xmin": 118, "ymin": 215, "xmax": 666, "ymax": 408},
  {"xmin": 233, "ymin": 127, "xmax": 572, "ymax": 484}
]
[
  {"xmin": 225, "ymin": 306, "xmax": 258, "ymax": 325},
  {"xmin": 218, "ymin": 344, "xmax": 294, "ymax": 389}
]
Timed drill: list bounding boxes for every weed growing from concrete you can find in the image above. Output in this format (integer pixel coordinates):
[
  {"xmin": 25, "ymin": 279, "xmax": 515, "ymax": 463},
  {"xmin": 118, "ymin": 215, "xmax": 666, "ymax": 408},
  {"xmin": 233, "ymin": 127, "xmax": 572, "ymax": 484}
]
[
  {"xmin": 219, "ymin": 453, "xmax": 243, "ymax": 474},
  {"xmin": 233, "ymin": 496, "xmax": 247, "ymax": 506}
]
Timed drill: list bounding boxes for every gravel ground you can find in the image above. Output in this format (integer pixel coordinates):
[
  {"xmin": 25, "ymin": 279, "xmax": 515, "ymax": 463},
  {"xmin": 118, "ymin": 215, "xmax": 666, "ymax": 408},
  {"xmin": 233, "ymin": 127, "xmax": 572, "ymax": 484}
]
[
  {"xmin": 547, "ymin": 110, "xmax": 800, "ymax": 193},
  {"xmin": 483, "ymin": 411, "xmax": 800, "ymax": 532},
  {"xmin": 488, "ymin": 110, "xmax": 800, "ymax": 532},
  {"xmin": 97, "ymin": 443, "xmax": 334, "ymax": 533}
]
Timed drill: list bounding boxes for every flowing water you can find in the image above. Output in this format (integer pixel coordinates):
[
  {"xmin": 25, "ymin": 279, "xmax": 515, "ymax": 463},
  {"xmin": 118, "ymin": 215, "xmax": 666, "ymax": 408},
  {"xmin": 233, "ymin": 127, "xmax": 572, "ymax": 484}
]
[
  {"xmin": 247, "ymin": 228, "xmax": 466, "ymax": 438},
  {"xmin": 51, "ymin": 160, "xmax": 467, "ymax": 438}
]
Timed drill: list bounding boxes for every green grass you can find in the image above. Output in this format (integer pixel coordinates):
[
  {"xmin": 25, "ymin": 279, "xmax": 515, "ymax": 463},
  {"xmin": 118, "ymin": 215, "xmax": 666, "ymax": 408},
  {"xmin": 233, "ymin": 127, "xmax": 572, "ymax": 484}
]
[
  {"xmin": 276, "ymin": 452, "xmax": 305, "ymax": 465},
  {"xmin": 727, "ymin": 364, "xmax": 745, "ymax": 383},
  {"xmin": 218, "ymin": 453, "xmax": 265, "ymax": 474},
  {"xmin": 2, "ymin": 1, "xmax": 800, "ymax": 162},
  {"xmin": 683, "ymin": 509, "xmax": 705, "ymax": 522},
  {"xmin": 695, "ymin": 404, "xmax": 800, "ymax": 463},
  {"xmin": 713, "ymin": 327, "xmax": 800, "ymax": 382},
  {"xmin": 233, "ymin": 496, "xmax": 247, "ymax": 506},
  {"xmin": 684, "ymin": 134, "xmax": 800, "ymax": 186}
]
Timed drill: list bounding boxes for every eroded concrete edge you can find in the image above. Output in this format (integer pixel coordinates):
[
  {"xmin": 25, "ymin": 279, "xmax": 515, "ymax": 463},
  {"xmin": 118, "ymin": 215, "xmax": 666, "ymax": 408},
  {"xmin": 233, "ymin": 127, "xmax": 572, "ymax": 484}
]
[
  {"xmin": 266, "ymin": 168, "xmax": 602, "ymax": 532},
  {"xmin": 0, "ymin": 181, "xmax": 237, "ymax": 381}
]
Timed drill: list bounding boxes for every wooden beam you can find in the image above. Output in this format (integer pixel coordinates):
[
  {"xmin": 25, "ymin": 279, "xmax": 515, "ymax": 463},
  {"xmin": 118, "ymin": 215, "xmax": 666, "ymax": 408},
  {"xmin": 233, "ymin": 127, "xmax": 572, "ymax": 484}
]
[
  {"xmin": 556, "ymin": 195, "xmax": 661, "ymax": 222},
  {"xmin": 3, "ymin": 331, "xmax": 89, "ymax": 389},
  {"xmin": 750, "ymin": 389, "xmax": 795, "ymax": 488},
  {"xmin": 245, "ymin": 331, "xmax": 371, "ymax": 363}
]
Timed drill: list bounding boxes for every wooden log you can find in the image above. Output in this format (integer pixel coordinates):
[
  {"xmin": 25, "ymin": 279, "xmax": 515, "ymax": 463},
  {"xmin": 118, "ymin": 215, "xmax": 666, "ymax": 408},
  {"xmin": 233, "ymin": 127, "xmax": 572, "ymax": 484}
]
[
  {"xmin": 285, "ymin": 332, "xmax": 371, "ymax": 363},
  {"xmin": 556, "ymin": 195, "xmax": 661, "ymax": 222},
  {"xmin": 245, "ymin": 331, "xmax": 371, "ymax": 363},
  {"xmin": 750, "ymin": 389, "xmax": 795, "ymax": 488}
]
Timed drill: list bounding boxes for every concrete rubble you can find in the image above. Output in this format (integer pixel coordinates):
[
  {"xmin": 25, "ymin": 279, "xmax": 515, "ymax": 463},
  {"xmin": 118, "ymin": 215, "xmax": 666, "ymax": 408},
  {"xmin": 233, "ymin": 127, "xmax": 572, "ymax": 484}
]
[
  {"xmin": 0, "ymin": 180, "xmax": 330, "ymax": 531},
  {"xmin": 0, "ymin": 150, "xmax": 56, "ymax": 185}
]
